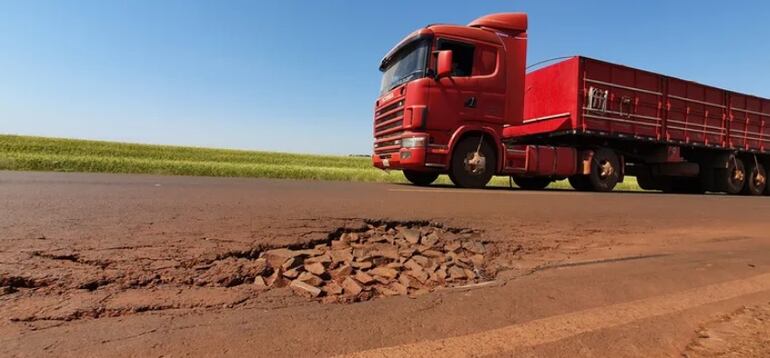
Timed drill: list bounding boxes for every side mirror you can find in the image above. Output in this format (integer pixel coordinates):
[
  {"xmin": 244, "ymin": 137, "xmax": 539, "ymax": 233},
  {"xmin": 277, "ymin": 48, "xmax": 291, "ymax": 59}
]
[{"xmin": 436, "ymin": 50, "xmax": 453, "ymax": 79}]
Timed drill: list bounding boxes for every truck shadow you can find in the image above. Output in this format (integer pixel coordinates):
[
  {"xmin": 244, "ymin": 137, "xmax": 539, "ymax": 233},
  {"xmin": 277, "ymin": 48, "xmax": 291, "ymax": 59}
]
[{"xmin": 393, "ymin": 183, "xmax": 733, "ymax": 196}]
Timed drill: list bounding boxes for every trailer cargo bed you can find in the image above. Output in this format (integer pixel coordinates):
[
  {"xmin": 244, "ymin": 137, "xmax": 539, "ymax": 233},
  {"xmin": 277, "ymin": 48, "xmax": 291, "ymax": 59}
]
[{"xmin": 504, "ymin": 57, "xmax": 770, "ymax": 154}]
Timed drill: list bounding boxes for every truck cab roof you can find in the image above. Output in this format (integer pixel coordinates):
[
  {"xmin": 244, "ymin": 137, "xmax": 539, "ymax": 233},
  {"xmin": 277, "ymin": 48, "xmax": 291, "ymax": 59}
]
[
  {"xmin": 426, "ymin": 24, "xmax": 504, "ymax": 46},
  {"xmin": 381, "ymin": 13, "xmax": 529, "ymax": 67}
]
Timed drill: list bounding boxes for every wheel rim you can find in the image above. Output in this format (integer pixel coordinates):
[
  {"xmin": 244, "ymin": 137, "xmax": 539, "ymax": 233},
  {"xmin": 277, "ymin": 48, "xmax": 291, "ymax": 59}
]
[
  {"xmin": 733, "ymin": 168, "xmax": 745, "ymax": 182},
  {"xmin": 731, "ymin": 167, "xmax": 745, "ymax": 186},
  {"xmin": 598, "ymin": 160, "xmax": 615, "ymax": 179},
  {"xmin": 753, "ymin": 169, "xmax": 766, "ymax": 188},
  {"xmin": 464, "ymin": 152, "xmax": 487, "ymax": 175}
]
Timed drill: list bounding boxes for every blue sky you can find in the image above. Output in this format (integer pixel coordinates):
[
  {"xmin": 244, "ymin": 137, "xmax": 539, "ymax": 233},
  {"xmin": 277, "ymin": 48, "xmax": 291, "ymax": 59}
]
[{"xmin": 1, "ymin": 0, "xmax": 768, "ymax": 155}]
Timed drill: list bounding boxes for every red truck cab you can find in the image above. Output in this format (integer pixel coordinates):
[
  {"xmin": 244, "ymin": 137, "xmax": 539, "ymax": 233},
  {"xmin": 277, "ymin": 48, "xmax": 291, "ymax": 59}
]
[{"xmin": 373, "ymin": 13, "xmax": 528, "ymax": 188}]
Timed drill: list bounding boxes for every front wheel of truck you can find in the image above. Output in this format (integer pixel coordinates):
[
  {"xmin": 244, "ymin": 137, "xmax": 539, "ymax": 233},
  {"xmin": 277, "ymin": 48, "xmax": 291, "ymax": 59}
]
[
  {"xmin": 403, "ymin": 170, "xmax": 439, "ymax": 186},
  {"xmin": 449, "ymin": 136, "xmax": 496, "ymax": 189}
]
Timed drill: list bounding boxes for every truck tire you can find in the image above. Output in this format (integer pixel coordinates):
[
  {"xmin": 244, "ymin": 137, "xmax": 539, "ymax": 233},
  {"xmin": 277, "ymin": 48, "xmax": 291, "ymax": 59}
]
[
  {"xmin": 403, "ymin": 170, "xmax": 439, "ymax": 187},
  {"xmin": 587, "ymin": 148, "xmax": 621, "ymax": 192},
  {"xmin": 512, "ymin": 177, "xmax": 551, "ymax": 190},
  {"xmin": 449, "ymin": 136, "xmax": 496, "ymax": 189},
  {"xmin": 715, "ymin": 155, "xmax": 745, "ymax": 195},
  {"xmin": 742, "ymin": 161, "xmax": 766, "ymax": 196},
  {"xmin": 568, "ymin": 175, "xmax": 592, "ymax": 191},
  {"xmin": 766, "ymin": 161, "xmax": 770, "ymax": 196}
]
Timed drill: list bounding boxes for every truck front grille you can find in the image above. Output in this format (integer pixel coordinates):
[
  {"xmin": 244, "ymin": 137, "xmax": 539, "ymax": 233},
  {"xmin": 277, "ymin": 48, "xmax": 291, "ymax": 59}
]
[{"xmin": 374, "ymin": 99, "xmax": 405, "ymax": 147}]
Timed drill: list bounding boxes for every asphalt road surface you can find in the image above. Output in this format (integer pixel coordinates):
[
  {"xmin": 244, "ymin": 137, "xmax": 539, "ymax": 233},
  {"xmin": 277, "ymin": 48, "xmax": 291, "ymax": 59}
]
[{"xmin": 2, "ymin": 171, "xmax": 770, "ymax": 357}]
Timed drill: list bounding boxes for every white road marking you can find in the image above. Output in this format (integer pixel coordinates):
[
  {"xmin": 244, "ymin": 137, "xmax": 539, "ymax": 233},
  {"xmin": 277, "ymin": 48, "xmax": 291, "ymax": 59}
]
[{"xmin": 342, "ymin": 271, "xmax": 770, "ymax": 357}]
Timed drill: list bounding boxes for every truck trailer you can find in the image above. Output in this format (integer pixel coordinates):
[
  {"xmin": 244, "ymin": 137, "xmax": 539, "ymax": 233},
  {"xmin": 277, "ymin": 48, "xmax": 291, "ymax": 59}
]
[{"xmin": 372, "ymin": 13, "xmax": 770, "ymax": 195}]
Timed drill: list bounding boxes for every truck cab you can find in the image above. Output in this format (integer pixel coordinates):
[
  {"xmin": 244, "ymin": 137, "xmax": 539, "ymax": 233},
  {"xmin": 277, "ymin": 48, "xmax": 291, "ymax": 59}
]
[{"xmin": 372, "ymin": 14, "xmax": 529, "ymax": 188}]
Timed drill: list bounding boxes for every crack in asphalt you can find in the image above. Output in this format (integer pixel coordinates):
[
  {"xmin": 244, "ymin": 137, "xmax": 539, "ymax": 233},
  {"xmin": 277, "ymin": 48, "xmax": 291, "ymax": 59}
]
[
  {"xmin": 3, "ymin": 219, "xmax": 496, "ymax": 325},
  {"xmin": 31, "ymin": 251, "xmax": 112, "ymax": 269},
  {"xmin": 97, "ymin": 328, "xmax": 159, "ymax": 345},
  {"xmin": 10, "ymin": 302, "xmax": 226, "ymax": 323},
  {"xmin": 534, "ymin": 253, "xmax": 672, "ymax": 272}
]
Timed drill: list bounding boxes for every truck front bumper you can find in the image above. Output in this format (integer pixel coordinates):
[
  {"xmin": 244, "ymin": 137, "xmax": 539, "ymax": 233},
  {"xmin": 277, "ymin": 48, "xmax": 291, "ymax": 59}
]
[{"xmin": 372, "ymin": 147, "xmax": 428, "ymax": 170}]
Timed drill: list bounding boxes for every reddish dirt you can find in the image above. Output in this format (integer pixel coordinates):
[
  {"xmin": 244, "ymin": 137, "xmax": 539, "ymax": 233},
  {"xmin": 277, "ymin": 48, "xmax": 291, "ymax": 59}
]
[
  {"xmin": 684, "ymin": 303, "xmax": 770, "ymax": 357},
  {"xmin": 2, "ymin": 171, "xmax": 770, "ymax": 357}
]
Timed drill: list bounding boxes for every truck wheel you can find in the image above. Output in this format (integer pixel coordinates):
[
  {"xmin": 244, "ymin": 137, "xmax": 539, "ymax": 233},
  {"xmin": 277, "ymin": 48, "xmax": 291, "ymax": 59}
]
[
  {"xmin": 587, "ymin": 148, "xmax": 621, "ymax": 192},
  {"xmin": 403, "ymin": 170, "xmax": 439, "ymax": 187},
  {"xmin": 449, "ymin": 136, "xmax": 496, "ymax": 189},
  {"xmin": 512, "ymin": 177, "xmax": 551, "ymax": 190},
  {"xmin": 742, "ymin": 161, "xmax": 766, "ymax": 196},
  {"xmin": 716, "ymin": 155, "xmax": 746, "ymax": 195},
  {"xmin": 568, "ymin": 175, "xmax": 592, "ymax": 191},
  {"xmin": 766, "ymin": 161, "xmax": 770, "ymax": 196}
]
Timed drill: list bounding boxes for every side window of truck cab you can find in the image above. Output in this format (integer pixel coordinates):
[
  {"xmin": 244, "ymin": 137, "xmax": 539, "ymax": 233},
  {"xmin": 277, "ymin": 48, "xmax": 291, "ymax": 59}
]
[
  {"xmin": 436, "ymin": 39, "xmax": 497, "ymax": 78},
  {"xmin": 474, "ymin": 46, "xmax": 497, "ymax": 77},
  {"xmin": 436, "ymin": 40, "xmax": 475, "ymax": 77}
]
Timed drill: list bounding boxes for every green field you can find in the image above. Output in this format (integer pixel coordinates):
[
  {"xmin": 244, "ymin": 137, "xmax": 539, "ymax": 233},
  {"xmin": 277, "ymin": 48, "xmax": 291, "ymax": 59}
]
[{"xmin": 0, "ymin": 135, "xmax": 639, "ymax": 190}]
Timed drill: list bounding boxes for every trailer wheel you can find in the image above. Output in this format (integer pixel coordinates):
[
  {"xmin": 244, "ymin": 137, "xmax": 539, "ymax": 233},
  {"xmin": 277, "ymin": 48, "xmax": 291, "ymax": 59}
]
[
  {"xmin": 716, "ymin": 155, "xmax": 746, "ymax": 195},
  {"xmin": 448, "ymin": 136, "xmax": 496, "ymax": 189},
  {"xmin": 403, "ymin": 170, "xmax": 439, "ymax": 187},
  {"xmin": 512, "ymin": 177, "xmax": 552, "ymax": 190},
  {"xmin": 766, "ymin": 161, "xmax": 770, "ymax": 196},
  {"xmin": 587, "ymin": 148, "xmax": 621, "ymax": 192},
  {"xmin": 568, "ymin": 175, "xmax": 592, "ymax": 191},
  {"xmin": 742, "ymin": 161, "xmax": 766, "ymax": 196}
]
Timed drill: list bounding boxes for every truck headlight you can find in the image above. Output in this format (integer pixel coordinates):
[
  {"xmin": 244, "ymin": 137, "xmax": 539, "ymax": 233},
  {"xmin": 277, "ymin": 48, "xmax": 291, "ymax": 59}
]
[{"xmin": 401, "ymin": 137, "xmax": 426, "ymax": 148}]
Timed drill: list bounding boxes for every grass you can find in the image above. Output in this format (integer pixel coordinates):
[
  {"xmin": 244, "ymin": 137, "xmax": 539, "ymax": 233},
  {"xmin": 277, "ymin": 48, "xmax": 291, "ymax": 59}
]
[{"xmin": 0, "ymin": 134, "xmax": 639, "ymax": 190}]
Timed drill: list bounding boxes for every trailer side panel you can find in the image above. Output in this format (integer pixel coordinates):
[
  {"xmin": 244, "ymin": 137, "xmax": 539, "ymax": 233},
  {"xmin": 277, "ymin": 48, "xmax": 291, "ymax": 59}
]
[{"xmin": 508, "ymin": 57, "xmax": 770, "ymax": 156}]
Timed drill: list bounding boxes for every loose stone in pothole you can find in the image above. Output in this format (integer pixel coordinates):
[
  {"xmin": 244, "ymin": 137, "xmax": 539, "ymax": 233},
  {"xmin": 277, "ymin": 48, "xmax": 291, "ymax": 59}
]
[{"xmin": 232, "ymin": 222, "xmax": 491, "ymax": 303}]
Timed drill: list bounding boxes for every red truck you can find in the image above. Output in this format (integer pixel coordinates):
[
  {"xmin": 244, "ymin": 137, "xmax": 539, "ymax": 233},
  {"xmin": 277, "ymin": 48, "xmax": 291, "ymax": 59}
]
[{"xmin": 372, "ymin": 13, "xmax": 770, "ymax": 195}]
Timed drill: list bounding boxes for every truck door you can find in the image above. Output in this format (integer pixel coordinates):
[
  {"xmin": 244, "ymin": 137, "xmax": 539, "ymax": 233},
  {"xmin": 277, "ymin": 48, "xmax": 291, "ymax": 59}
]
[
  {"xmin": 429, "ymin": 39, "xmax": 480, "ymax": 136},
  {"xmin": 429, "ymin": 39, "xmax": 506, "ymax": 141},
  {"xmin": 472, "ymin": 44, "xmax": 505, "ymax": 125}
]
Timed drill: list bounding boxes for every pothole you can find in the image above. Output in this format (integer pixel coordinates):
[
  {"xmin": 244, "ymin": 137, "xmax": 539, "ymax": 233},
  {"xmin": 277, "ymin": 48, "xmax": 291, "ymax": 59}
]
[
  {"xmin": 7, "ymin": 221, "xmax": 496, "ymax": 309},
  {"xmin": 197, "ymin": 221, "xmax": 493, "ymax": 303}
]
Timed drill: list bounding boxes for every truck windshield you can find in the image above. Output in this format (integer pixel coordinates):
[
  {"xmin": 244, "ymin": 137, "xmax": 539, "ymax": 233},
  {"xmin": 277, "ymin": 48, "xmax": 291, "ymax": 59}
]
[{"xmin": 379, "ymin": 40, "xmax": 429, "ymax": 95}]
